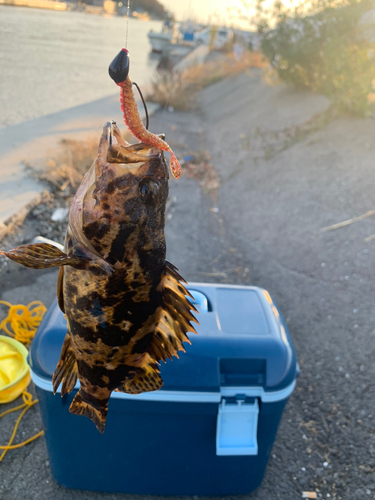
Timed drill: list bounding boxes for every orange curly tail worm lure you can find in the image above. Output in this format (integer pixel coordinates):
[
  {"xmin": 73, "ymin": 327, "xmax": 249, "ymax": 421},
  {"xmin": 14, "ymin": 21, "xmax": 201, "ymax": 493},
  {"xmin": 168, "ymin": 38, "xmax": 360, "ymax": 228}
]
[{"xmin": 108, "ymin": 49, "xmax": 181, "ymax": 179}]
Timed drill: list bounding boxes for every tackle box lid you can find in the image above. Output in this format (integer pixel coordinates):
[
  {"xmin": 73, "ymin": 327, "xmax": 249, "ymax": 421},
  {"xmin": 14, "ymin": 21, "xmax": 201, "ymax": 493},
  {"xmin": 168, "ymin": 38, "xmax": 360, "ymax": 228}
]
[{"xmin": 29, "ymin": 284, "xmax": 298, "ymax": 398}]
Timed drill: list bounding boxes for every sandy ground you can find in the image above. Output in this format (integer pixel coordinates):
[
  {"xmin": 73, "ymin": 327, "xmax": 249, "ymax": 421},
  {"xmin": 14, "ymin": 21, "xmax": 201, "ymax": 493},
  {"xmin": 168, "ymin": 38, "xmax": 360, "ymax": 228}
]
[{"xmin": 1, "ymin": 69, "xmax": 375, "ymax": 499}]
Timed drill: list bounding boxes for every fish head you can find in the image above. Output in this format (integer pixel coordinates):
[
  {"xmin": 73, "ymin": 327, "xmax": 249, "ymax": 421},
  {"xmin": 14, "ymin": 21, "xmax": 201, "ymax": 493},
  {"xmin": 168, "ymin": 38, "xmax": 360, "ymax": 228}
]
[{"xmin": 68, "ymin": 122, "xmax": 169, "ymax": 272}]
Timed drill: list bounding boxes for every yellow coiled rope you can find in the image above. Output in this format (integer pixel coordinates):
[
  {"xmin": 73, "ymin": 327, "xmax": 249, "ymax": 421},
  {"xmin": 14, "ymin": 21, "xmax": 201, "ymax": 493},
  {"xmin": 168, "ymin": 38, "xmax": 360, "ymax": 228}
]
[
  {"xmin": 0, "ymin": 301, "xmax": 47, "ymax": 344},
  {"xmin": 0, "ymin": 390, "xmax": 44, "ymax": 462},
  {"xmin": 0, "ymin": 301, "xmax": 47, "ymax": 462}
]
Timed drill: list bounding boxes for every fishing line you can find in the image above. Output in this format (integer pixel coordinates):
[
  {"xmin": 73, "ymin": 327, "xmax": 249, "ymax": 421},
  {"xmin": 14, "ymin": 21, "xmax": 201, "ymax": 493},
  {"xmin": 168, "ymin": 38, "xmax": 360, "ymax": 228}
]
[
  {"xmin": 125, "ymin": 0, "xmax": 130, "ymax": 49},
  {"xmin": 132, "ymin": 82, "xmax": 149, "ymax": 130}
]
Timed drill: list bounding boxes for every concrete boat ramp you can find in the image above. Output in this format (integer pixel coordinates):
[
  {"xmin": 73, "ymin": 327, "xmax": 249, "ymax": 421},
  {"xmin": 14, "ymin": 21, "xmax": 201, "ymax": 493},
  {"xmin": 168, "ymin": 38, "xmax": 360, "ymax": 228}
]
[{"xmin": 0, "ymin": 94, "xmax": 158, "ymax": 239}]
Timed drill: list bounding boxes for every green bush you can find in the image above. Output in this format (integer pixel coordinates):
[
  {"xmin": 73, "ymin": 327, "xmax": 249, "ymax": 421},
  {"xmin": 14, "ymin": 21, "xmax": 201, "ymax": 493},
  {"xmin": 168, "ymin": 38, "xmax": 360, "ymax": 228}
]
[{"xmin": 259, "ymin": 0, "xmax": 375, "ymax": 115}]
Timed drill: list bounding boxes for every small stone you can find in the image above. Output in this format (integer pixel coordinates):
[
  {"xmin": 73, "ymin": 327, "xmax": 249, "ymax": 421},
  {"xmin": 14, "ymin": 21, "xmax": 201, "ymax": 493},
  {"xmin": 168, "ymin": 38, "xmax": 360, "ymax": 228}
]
[{"xmin": 51, "ymin": 207, "xmax": 68, "ymax": 222}]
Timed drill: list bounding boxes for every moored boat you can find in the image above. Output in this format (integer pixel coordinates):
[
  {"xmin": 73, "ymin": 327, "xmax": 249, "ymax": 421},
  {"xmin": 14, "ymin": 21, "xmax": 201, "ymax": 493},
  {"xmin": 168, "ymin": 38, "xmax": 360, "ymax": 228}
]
[{"xmin": 148, "ymin": 19, "xmax": 178, "ymax": 52}]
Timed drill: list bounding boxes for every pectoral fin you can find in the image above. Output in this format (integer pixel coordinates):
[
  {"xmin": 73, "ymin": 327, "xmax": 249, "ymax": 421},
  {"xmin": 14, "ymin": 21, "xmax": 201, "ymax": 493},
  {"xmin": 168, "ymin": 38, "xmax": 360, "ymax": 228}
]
[
  {"xmin": 1, "ymin": 243, "xmax": 84, "ymax": 270},
  {"xmin": 116, "ymin": 363, "xmax": 163, "ymax": 394}
]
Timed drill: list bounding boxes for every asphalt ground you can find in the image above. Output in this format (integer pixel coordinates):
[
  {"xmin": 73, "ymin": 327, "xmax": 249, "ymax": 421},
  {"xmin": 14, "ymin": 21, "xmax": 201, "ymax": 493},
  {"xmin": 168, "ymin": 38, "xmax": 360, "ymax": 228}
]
[{"xmin": 1, "ymin": 70, "xmax": 375, "ymax": 499}]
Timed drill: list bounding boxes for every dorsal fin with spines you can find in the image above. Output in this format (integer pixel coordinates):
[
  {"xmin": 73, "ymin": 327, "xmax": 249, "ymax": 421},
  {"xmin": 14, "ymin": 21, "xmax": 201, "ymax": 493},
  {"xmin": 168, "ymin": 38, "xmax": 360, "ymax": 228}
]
[{"xmin": 151, "ymin": 261, "xmax": 199, "ymax": 363}]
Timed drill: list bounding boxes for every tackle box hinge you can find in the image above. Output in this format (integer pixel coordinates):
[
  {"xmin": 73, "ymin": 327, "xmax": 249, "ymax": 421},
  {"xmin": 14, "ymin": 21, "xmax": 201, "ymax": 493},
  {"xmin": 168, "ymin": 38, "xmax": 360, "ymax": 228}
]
[{"xmin": 216, "ymin": 394, "xmax": 259, "ymax": 456}]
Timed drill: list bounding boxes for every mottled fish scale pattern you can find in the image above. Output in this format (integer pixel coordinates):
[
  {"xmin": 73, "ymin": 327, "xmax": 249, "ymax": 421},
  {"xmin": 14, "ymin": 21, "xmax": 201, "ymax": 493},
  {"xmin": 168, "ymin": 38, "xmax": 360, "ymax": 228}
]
[
  {"xmin": 0, "ymin": 122, "xmax": 199, "ymax": 433},
  {"xmin": 34, "ymin": 124, "xmax": 196, "ymax": 432}
]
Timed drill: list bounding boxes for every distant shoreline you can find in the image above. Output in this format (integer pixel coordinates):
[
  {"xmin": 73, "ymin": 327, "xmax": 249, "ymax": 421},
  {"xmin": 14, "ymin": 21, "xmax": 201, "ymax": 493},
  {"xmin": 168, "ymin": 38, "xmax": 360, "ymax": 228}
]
[
  {"xmin": 0, "ymin": 0, "xmax": 165, "ymax": 17},
  {"xmin": 0, "ymin": 0, "xmax": 71, "ymax": 11}
]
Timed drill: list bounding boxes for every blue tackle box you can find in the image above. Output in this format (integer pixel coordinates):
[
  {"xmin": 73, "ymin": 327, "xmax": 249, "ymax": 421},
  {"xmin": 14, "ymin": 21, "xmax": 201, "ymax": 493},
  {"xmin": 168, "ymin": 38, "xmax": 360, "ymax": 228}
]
[{"xmin": 29, "ymin": 283, "xmax": 299, "ymax": 495}]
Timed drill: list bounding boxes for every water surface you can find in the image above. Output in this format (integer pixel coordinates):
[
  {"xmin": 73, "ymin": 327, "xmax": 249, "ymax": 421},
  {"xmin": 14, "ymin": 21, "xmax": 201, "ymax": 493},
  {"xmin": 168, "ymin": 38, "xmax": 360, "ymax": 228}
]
[{"xmin": 0, "ymin": 6, "xmax": 162, "ymax": 128}]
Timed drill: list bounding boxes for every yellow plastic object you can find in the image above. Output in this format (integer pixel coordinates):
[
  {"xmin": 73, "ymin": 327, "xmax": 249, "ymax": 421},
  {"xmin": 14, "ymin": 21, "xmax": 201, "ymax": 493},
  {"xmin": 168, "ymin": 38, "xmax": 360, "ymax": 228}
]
[{"xmin": 0, "ymin": 336, "xmax": 31, "ymax": 404}]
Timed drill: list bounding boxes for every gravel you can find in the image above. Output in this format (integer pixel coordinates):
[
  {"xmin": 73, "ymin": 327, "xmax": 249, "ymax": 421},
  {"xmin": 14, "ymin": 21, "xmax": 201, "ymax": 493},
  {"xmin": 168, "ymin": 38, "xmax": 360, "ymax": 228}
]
[{"xmin": 1, "ymin": 70, "xmax": 375, "ymax": 499}]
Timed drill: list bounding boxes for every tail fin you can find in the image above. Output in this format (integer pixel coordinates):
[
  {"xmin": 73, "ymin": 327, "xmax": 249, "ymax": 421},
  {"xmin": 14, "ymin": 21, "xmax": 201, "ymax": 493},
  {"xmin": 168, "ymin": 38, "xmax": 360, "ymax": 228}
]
[{"xmin": 69, "ymin": 390, "xmax": 108, "ymax": 434}]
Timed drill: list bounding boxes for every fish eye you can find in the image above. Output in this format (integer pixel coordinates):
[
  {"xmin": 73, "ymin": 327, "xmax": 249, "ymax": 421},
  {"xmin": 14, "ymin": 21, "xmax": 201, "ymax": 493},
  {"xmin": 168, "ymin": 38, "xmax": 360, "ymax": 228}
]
[
  {"xmin": 139, "ymin": 178, "xmax": 159, "ymax": 203},
  {"xmin": 140, "ymin": 184, "xmax": 150, "ymax": 196}
]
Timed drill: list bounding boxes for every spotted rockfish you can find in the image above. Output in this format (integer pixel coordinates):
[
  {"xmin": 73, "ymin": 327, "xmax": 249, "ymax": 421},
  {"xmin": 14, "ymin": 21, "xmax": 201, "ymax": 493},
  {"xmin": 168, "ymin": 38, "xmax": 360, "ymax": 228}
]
[{"xmin": 1, "ymin": 122, "xmax": 198, "ymax": 432}]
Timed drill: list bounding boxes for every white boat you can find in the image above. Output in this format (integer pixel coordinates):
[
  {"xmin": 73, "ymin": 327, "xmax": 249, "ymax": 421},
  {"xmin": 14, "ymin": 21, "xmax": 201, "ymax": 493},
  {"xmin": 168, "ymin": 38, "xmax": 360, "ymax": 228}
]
[
  {"xmin": 194, "ymin": 27, "xmax": 233, "ymax": 50},
  {"xmin": 148, "ymin": 20, "xmax": 178, "ymax": 53}
]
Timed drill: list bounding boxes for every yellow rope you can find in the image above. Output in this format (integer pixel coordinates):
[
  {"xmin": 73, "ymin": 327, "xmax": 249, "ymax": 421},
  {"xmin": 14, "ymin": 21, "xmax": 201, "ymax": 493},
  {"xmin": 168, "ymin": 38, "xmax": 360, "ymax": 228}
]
[
  {"xmin": 0, "ymin": 301, "xmax": 47, "ymax": 460},
  {"xmin": 0, "ymin": 390, "xmax": 44, "ymax": 462},
  {"xmin": 0, "ymin": 300, "xmax": 46, "ymax": 345}
]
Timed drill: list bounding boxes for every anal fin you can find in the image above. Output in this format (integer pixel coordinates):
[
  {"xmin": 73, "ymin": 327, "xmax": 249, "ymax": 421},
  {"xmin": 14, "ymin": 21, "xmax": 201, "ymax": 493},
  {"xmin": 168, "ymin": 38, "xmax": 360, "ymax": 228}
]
[{"xmin": 52, "ymin": 333, "xmax": 78, "ymax": 396}]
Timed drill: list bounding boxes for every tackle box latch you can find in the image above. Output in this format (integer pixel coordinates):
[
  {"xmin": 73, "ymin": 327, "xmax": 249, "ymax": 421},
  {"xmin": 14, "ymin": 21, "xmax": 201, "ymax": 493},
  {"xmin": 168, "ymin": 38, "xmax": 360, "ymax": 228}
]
[{"xmin": 216, "ymin": 395, "xmax": 259, "ymax": 456}]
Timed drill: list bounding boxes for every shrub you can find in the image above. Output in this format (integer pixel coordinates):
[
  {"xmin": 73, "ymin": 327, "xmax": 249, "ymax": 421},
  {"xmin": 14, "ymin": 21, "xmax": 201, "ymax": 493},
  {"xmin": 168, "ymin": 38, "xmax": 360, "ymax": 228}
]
[{"xmin": 259, "ymin": 0, "xmax": 375, "ymax": 115}]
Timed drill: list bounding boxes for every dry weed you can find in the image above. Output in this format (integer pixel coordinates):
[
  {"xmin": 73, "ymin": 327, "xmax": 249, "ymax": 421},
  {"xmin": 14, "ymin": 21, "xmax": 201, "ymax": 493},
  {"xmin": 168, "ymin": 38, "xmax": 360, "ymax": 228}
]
[
  {"xmin": 35, "ymin": 130, "xmax": 130, "ymax": 199},
  {"xmin": 37, "ymin": 137, "xmax": 98, "ymax": 196},
  {"xmin": 146, "ymin": 51, "xmax": 269, "ymax": 110},
  {"xmin": 262, "ymin": 66, "xmax": 282, "ymax": 86},
  {"xmin": 146, "ymin": 71, "xmax": 197, "ymax": 111},
  {"xmin": 246, "ymin": 51, "xmax": 269, "ymax": 69}
]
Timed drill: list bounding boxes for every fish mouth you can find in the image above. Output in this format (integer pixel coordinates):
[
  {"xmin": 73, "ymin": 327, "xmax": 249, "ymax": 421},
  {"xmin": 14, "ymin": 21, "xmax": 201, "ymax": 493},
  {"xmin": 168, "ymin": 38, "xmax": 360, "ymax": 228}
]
[{"xmin": 99, "ymin": 121, "xmax": 168, "ymax": 173}]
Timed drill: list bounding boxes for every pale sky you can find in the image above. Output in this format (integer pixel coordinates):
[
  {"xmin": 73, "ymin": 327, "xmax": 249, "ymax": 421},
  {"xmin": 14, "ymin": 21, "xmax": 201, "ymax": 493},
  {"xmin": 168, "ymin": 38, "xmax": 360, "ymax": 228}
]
[{"xmin": 161, "ymin": 0, "xmax": 250, "ymax": 27}]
